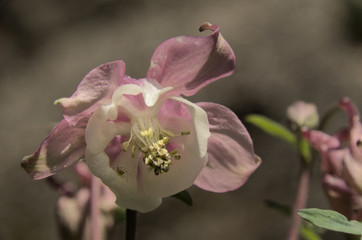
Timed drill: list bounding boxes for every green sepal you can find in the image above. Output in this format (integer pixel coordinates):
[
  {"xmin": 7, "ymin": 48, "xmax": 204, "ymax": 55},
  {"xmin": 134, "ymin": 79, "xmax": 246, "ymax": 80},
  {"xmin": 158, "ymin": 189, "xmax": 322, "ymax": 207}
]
[
  {"xmin": 298, "ymin": 208, "xmax": 362, "ymax": 237},
  {"xmin": 245, "ymin": 114, "xmax": 297, "ymax": 146},
  {"xmin": 112, "ymin": 207, "xmax": 126, "ymax": 223},
  {"xmin": 171, "ymin": 190, "xmax": 193, "ymax": 206}
]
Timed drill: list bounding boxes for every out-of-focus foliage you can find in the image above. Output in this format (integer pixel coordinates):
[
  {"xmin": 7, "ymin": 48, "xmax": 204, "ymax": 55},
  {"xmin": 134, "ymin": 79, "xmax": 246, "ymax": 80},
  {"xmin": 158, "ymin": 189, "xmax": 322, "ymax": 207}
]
[{"xmin": 299, "ymin": 208, "xmax": 362, "ymax": 238}]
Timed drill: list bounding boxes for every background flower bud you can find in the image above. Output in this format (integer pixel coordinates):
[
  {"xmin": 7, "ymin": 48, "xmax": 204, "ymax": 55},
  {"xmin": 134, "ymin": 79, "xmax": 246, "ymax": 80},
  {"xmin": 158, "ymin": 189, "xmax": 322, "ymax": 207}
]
[{"xmin": 287, "ymin": 101, "xmax": 319, "ymax": 128}]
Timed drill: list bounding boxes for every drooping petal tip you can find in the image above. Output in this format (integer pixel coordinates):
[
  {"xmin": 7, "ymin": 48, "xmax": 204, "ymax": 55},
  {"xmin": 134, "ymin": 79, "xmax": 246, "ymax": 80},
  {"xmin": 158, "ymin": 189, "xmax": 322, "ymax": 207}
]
[
  {"xmin": 21, "ymin": 120, "xmax": 87, "ymax": 180},
  {"xmin": 339, "ymin": 97, "xmax": 359, "ymax": 118},
  {"xmin": 147, "ymin": 22, "xmax": 235, "ymax": 97},
  {"xmin": 54, "ymin": 98, "xmax": 64, "ymax": 106},
  {"xmin": 199, "ymin": 22, "xmax": 219, "ymax": 32}
]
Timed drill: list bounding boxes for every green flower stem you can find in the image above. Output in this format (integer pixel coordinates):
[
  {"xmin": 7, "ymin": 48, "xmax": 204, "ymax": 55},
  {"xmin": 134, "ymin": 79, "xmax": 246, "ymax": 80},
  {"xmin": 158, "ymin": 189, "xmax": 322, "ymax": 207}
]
[
  {"xmin": 126, "ymin": 209, "xmax": 137, "ymax": 240},
  {"xmin": 318, "ymin": 105, "xmax": 341, "ymax": 131},
  {"xmin": 91, "ymin": 176, "xmax": 101, "ymax": 240},
  {"xmin": 286, "ymin": 162, "xmax": 311, "ymax": 240}
]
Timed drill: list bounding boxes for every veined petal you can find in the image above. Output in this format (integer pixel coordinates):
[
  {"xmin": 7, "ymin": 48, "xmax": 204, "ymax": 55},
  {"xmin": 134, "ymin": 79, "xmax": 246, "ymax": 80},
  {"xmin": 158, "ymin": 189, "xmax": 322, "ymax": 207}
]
[
  {"xmin": 138, "ymin": 97, "xmax": 210, "ymax": 197},
  {"xmin": 147, "ymin": 23, "xmax": 235, "ymax": 96},
  {"xmin": 85, "ymin": 150, "xmax": 162, "ymax": 213},
  {"xmin": 194, "ymin": 102, "xmax": 261, "ymax": 192},
  {"xmin": 21, "ymin": 119, "xmax": 86, "ymax": 179},
  {"xmin": 55, "ymin": 61, "xmax": 127, "ymax": 125}
]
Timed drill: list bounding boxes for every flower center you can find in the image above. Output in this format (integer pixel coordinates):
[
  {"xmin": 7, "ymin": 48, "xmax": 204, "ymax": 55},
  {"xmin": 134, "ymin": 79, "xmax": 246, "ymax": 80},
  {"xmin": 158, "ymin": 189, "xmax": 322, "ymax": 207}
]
[{"xmin": 121, "ymin": 118, "xmax": 189, "ymax": 175}]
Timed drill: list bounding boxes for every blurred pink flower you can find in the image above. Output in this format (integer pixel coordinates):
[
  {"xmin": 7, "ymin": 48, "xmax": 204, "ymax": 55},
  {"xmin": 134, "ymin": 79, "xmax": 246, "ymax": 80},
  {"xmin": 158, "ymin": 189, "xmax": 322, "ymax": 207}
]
[
  {"xmin": 303, "ymin": 98, "xmax": 362, "ymax": 220},
  {"xmin": 56, "ymin": 162, "xmax": 118, "ymax": 240},
  {"xmin": 22, "ymin": 23, "xmax": 260, "ymax": 212}
]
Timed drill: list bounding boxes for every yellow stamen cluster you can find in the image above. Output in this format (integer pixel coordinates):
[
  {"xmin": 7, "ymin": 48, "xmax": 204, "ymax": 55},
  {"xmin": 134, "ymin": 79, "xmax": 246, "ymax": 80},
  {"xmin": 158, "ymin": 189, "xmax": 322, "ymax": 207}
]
[
  {"xmin": 142, "ymin": 135, "xmax": 173, "ymax": 175},
  {"xmin": 122, "ymin": 121, "xmax": 187, "ymax": 176}
]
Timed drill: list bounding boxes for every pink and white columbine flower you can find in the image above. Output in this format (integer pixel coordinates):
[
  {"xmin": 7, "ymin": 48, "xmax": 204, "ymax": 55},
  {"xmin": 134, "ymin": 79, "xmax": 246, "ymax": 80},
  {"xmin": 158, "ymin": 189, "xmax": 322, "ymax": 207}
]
[
  {"xmin": 22, "ymin": 23, "xmax": 261, "ymax": 212},
  {"xmin": 303, "ymin": 98, "xmax": 362, "ymax": 220}
]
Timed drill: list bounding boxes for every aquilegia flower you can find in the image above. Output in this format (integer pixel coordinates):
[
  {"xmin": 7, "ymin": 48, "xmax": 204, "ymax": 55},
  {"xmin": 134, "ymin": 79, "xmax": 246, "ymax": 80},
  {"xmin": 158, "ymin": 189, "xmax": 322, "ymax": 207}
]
[
  {"xmin": 303, "ymin": 98, "xmax": 362, "ymax": 220},
  {"xmin": 56, "ymin": 162, "xmax": 118, "ymax": 239},
  {"xmin": 22, "ymin": 22, "xmax": 261, "ymax": 212}
]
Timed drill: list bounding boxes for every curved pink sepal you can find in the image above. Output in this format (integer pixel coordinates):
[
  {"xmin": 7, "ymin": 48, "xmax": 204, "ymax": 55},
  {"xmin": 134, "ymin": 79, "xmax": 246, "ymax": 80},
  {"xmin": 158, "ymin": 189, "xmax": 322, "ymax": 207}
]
[
  {"xmin": 194, "ymin": 102, "xmax": 261, "ymax": 192},
  {"xmin": 147, "ymin": 23, "xmax": 235, "ymax": 96},
  {"xmin": 56, "ymin": 61, "xmax": 126, "ymax": 125},
  {"xmin": 302, "ymin": 129, "xmax": 340, "ymax": 151},
  {"xmin": 21, "ymin": 119, "xmax": 87, "ymax": 179}
]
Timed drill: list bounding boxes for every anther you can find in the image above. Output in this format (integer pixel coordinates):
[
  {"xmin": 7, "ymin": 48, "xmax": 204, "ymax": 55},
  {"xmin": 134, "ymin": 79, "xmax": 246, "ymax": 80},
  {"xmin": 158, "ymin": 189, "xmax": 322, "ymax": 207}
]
[
  {"xmin": 131, "ymin": 144, "xmax": 136, "ymax": 158},
  {"xmin": 122, "ymin": 141, "xmax": 130, "ymax": 151}
]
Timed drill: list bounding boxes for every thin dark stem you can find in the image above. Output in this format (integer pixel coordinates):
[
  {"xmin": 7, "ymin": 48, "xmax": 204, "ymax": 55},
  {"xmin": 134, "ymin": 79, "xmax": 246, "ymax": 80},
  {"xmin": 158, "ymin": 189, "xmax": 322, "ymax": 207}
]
[
  {"xmin": 318, "ymin": 105, "xmax": 341, "ymax": 131},
  {"xmin": 286, "ymin": 163, "xmax": 310, "ymax": 240},
  {"xmin": 126, "ymin": 209, "xmax": 137, "ymax": 240}
]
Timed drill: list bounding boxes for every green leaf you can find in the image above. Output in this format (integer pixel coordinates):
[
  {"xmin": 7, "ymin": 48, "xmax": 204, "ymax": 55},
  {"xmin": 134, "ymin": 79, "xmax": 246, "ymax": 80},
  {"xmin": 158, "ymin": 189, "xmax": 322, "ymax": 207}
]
[
  {"xmin": 300, "ymin": 224, "xmax": 322, "ymax": 240},
  {"xmin": 245, "ymin": 114, "xmax": 297, "ymax": 145},
  {"xmin": 298, "ymin": 208, "xmax": 362, "ymax": 236},
  {"xmin": 171, "ymin": 190, "xmax": 193, "ymax": 206},
  {"xmin": 264, "ymin": 199, "xmax": 292, "ymax": 216}
]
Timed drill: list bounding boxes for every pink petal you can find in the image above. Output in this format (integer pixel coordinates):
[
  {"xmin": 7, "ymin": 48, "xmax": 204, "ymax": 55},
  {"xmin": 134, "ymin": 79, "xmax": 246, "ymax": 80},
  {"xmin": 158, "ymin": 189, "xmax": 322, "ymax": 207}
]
[
  {"xmin": 21, "ymin": 119, "xmax": 87, "ymax": 179},
  {"xmin": 302, "ymin": 129, "xmax": 340, "ymax": 151},
  {"xmin": 55, "ymin": 61, "xmax": 128, "ymax": 125},
  {"xmin": 344, "ymin": 153, "xmax": 362, "ymax": 194},
  {"xmin": 104, "ymin": 135, "xmax": 125, "ymax": 164},
  {"xmin": 325, "ymin": 149, "xmax": 347, "ymax": 176},
  {"xmin": 147, "ymin": 23, "xmax": 235, "ymax": 96},
  {"xmin": 194, "ymin": 102, "xmax": 261, "ymax": 192},
  {"xmin": 74, "ymin": 162, "xmax": 92, "ymax": 186},
  {"xmin": 158, "ymin": 98, "xmax": 192, "ymax": 120},
  {"xmin": 322, "ymin": 174, "xmax": 356, "ymax": 219},
  {"xmin": 339, "ymin": 97, "xmax": 359, "ymax": 122},
  {"xmin": 323, "ymin": 174, "xmax": 353, "ymax": 196},
  {"xmin": 339, "ymin": 98, "xmax": 362, "ymax": 159}
]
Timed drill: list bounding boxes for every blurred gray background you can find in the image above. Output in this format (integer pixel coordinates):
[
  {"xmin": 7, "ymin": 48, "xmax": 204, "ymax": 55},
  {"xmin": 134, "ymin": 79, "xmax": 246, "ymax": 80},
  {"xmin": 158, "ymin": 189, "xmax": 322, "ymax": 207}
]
[{"xmin": 1, "ymin": 0, "xmax": 362, "ymax": 239}]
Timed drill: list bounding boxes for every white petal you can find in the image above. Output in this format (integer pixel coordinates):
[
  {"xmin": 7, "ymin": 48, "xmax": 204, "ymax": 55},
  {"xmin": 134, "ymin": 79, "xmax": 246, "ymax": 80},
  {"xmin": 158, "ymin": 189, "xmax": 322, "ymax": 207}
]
[
  {"xmin": 112, "ymin": 84, "xmax": 143, "ymax": 105},
  {"xmin": 138, "ymin": 97, "xmax": 210, "ymax": 197},
  {"xmin": 85, "ymin": 150, "xmax": 162, "ymax": 212},
  {"xmin": 85, "ymin": 104, "xmax": 130, "ymax": 154},
  {"xmin": 171, "ymin": 96, "xmax": 210, "ymax": 157},
  {"xmin": 140, "ymin": 79, "xmax": 173, "ymax": 107}
]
